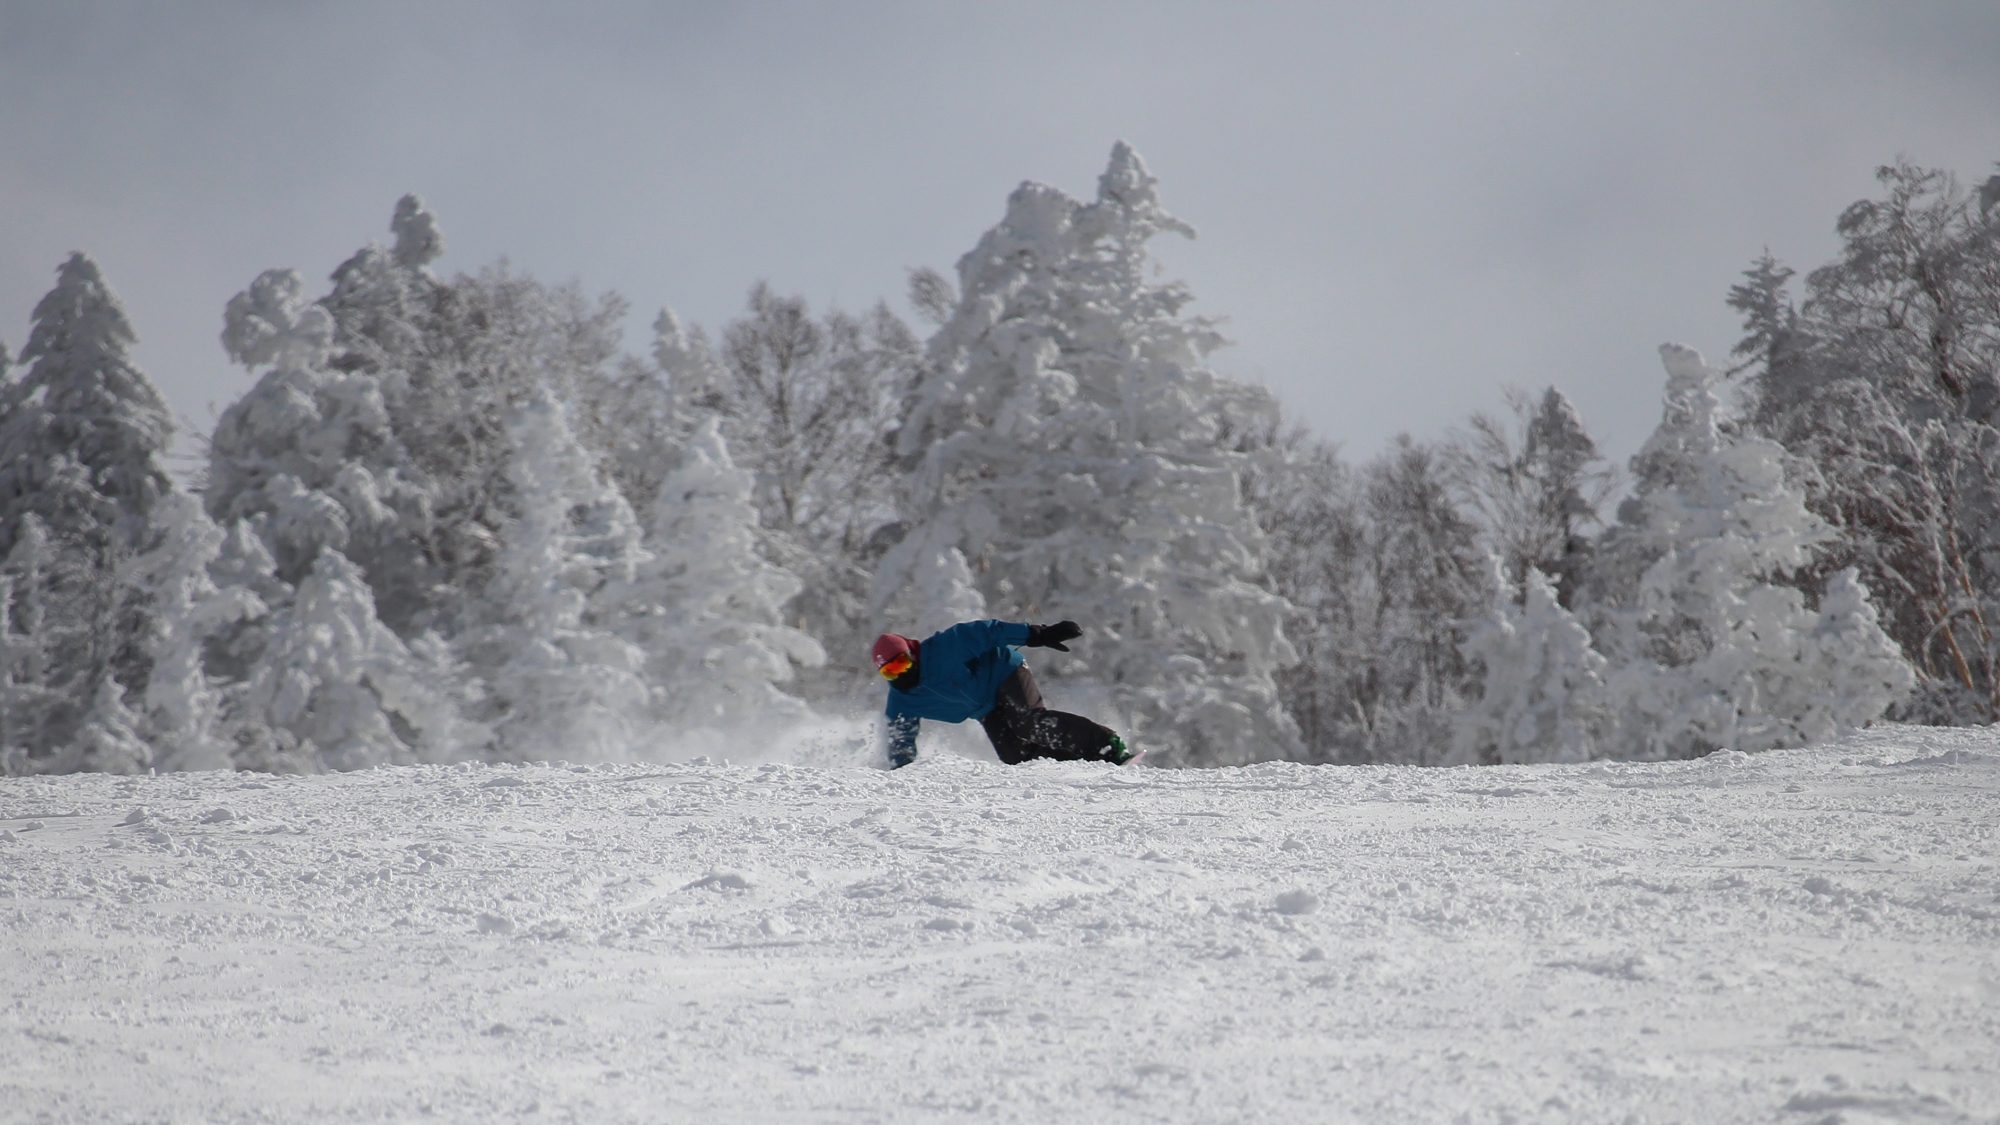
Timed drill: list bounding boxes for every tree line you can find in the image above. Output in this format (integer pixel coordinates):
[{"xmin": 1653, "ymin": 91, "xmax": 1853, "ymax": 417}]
[{"xmin": 1, "ymin": 147, "xmax": 1992, "ymax": 773}]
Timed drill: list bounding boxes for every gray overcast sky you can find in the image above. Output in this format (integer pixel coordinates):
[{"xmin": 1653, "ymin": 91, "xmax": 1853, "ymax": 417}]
[{"xmin": 4, "ymin": 1, "xmax": 1998, "ymax": 471}]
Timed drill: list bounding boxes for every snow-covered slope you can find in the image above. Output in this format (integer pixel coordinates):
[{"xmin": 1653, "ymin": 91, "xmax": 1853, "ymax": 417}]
[{"xmin": 4, "ymin": 726, "xmax": 1997, "ymax": 1123}]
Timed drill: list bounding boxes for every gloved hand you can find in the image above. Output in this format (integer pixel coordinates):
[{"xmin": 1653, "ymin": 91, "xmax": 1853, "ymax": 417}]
[{"xmin": 1026, "ymin": 621, "xmax": 1083, "ymax": 651}]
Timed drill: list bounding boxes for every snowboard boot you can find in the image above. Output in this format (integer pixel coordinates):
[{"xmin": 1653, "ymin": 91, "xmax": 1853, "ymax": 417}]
[{"xmin": 1103, "ymin": 734, "xmax": 1140, "ymax": 766}]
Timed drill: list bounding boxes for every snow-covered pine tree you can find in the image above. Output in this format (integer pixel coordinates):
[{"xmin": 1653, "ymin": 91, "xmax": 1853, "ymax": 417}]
[
  {"xmin": 651, "ymin": 308, "xmax": 727, "ymax": 415},
  {"xmin": 234, "ymin": 547, "xmax": 474, "ymax": 772},
  {"xmin": 206, "ymin": 198, "xmax": 657, "ymax": 772},
  {"xmin": 386, "ymin": 263, "xmax": 630, "ymax": 617},
  {"xmin": 56, "ymin": 676, "xmax": 151, "ymax": 775},
  {"xmin": 202, "ymin": 516, "xmax": 300, "ymax": 768},
  {"xmin": 0, "ymin": 253, "xmax": 173, "ymax": 559},
  {"xmin": 614, "ymin": 416, "xmax": 823, "ymax": 746},
  {"xmin": 1591, "ymin": 344, "xmax": 1912, "ymax": 758},
  {"xmin": 208, "ymin": 266, "xmax": 480, "ymax": 768},
  {"xmin": 0, "ymin": 572, "xmax": 22, "ymax": 775},
  {"xmin": 876, "ymin": 533, "xmax": 990, "ymax": 641},
  {"xmin": 1240, "ymin": 421, "xmax": 1502, "ymax": 765},
  {"xmin": 121, "ymin": 494, "xmax": 267, "ymax": 772},
  {"xmin": 1804, "ymin": 568, "xmax": 1918, "ymax": 734},
  {"xmin": 210, "ymin": 197, "xmax": 630, "ymax": 644},
  {"xmin": 1451, "ymin": 563, "xmax": 1610, "ymax": 765},
  {"xmin": 0, "ymin": 255, "xmax": 177, "ymax": 766},
  {"xmin": 209, "ymin": 266, "xmax": 412, "ymax": 585},
  {"xmin": 1726, "ymin": 252, "xmax": 1805, "ymax": 425},
  {"xmin": 877, "ymin": 143, "xmax": 1297, "ymax": 765},
  {"xmin": 319, "ymin": 193, "xmax": 445, "ymax": 367},
  {"xmin": 457, "ymin": 391, "xmax": 649, "ymax": 763},
  {"xmin": 0, "ymin": 518, "xmax": 61, "ymax": 775}
]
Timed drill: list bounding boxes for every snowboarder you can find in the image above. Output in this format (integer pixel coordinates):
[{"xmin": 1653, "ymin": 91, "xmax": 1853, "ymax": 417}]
[{"xmin": 874, "ymin": 619, "xmax": 1135, "ymax": 769}]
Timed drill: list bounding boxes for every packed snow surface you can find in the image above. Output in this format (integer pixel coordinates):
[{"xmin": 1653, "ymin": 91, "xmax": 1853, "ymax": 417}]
[{"xmin": 4, "ymin": 725, "xmax": 1998, "ymax": 1123}]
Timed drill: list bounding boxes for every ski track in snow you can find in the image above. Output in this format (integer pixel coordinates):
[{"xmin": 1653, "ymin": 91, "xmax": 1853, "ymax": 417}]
[{"xmin": 3, "ymin": 727, "xmax": 1998, "ymax": 1124}]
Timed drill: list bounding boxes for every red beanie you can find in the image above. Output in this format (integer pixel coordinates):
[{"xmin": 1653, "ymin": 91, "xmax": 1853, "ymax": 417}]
[{"xmin": 871, "ymin": 633, "xmax": 917, "ymax": 670}]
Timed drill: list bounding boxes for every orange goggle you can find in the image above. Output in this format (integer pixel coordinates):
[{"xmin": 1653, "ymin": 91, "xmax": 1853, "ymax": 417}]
[{"xmin": 878, "ymin": 653, "xmax": 914, "ymax": 679}]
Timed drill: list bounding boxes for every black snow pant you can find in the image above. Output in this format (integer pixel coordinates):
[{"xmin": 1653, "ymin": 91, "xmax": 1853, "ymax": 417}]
[{"xmin": 980, "ymin": 665, "xmax": 1117, "ymax": 765}]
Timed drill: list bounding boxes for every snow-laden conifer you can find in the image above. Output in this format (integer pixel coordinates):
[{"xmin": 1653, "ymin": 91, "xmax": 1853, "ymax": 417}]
[
  {"xmin": 203, "ymin": 518, "xmax": 295, "ymax": 766},
  {"xmin": 1452, "ymin": 563, "xmax": 1610, "ymax": 764},
  {"xmin": 566, "ymin": 309, "xmax": 704, "ymax": 525},
  {"xmin": 651, "ymin": 308, "xmax": 724, "ymax": 410},
  {"xmin": 878, "ymin": 143, "xmax": 1297, "ymax": 764},
  {"xmin": 0, "ymin": 519, "xmax": 62, "ymax": 774},
  {"xmin": 615, "ymin": 417, "xmax": 822, "ymax": 745},
  {"xmin": 1804, "ymin": 568, "xmax": 1918, "ymax": 735},
  {"xmin": 209, "ymin": 266, "xmax": 412, "ymax": 585},
  {"xmin": 458, "ymin": 392, "xmax": 649, "ymax": 763},
  {"xmin": 0, "ymin": 253, "xmax": 172, "ymax": 559},
  {"xmin": 207, "ymin": 262, "xmax": 484, "ymax": 768},
  {"xmin": 874, "ymin": 530, "xmax": 989, "ymax": 640},
  {"xmin": 236, "ymin": 548, "xmax": 473, "ymax": 772},
  {"xmin": 204, "ymin": 519, "xmax": 290, "ymax": 653},
  {"xmin": 1593, "ymin": 345, "xmax": 1912, "ymax": 757},
  {"xmin": 205, "ymin": 198, "xmax": 661, "ymax": 771},
  {"xmin": 212, "ymin": 198, "xmax": 633, "ymax": 645},
  {"xmin": 122, "ymin": 494, "xmax": 267, "ymax": 772},
  {"xmin": 0, "ymin": 256, "xmax": 178, "ymax": 766},
  {"xmin": 390, "ymin": 193, "xmax": 446, "ymax": 270},
  {"xmin": 321, "ymin": 194, "xmax": 443, "ymax": 363},
  {"xmin": 58, "ymin": 677, "xmax": 151, "ymax": 775},
  {"xmin": 0, "ymin": 573, "xmax": 24, "ymax": 776}
]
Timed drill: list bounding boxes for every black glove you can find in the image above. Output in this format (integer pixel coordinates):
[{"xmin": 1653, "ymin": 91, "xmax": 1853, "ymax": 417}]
[{"xmin": 1025, "ymin": 621, "xmax": 1083, "ymax": 652}]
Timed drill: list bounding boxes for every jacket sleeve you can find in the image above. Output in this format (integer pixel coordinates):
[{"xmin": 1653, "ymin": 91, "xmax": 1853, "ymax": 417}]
[
  {"xmin": 941, "ymin": 619, "xmax": 1033, "ymax": 652},
  {"xmin": 884, "ymin": 711, "xmax": 920, "ymax": 769}
]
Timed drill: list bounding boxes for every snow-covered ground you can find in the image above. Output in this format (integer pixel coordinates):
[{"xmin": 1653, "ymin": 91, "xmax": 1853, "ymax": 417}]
[{"xmin": 4, "ymin": 725, "xmax": 1998, "ymax": 1124}]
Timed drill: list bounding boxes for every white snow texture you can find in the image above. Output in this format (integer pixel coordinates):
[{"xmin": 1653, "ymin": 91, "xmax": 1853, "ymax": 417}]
[{"xmin": 3, "ymin": 723, "xmax": 1996, "ymax": 1122}]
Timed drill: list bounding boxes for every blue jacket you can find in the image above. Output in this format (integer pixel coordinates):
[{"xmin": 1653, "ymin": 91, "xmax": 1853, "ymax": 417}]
[{"xmin": 884, "ymin": 619, "xmax": 1032, "ymax": 766}]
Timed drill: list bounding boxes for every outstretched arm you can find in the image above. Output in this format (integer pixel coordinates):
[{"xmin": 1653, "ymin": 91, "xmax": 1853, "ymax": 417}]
[
  {"xmin": 934, "ymin": 619, "xmax": 1080, "ymax": 652},
  {"xmin": 934, "ymin": 619, "xmax": 1034, "ymax": 652}
]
